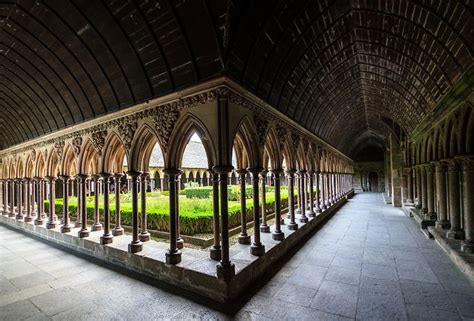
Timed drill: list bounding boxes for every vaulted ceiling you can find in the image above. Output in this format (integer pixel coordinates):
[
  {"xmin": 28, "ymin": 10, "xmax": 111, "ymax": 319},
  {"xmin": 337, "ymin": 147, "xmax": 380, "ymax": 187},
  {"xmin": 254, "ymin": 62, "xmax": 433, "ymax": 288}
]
[{"xmin": 0, "ymin": 0, "xmax": 473, "ymax": 157}]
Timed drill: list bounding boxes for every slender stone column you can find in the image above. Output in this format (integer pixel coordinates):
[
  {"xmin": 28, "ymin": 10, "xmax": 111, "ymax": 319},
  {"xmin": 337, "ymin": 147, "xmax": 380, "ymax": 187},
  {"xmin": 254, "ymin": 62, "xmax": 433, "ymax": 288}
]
[
  {"xmin": 446, "ymin": 159, "xmax": 464, "ymax": 240},
  {"xmin": 176, "ymin": 177, "xmax": 184, "ymax": 250},
  {"xmin": 214, "ymin": 166, "xmax": 236, "ymax": 280},
  {"xmin": 59, "ymin": 176, "xmax": 71, "ymax": 232},
  {"xmin": 91, "ymin": 175, "xmax": 102, "ymax": 231},
  {"xmin": 46, "ymin": 177, "xmax": 57, "ymax": 229},
  {"xmin": 458, "ymin": 156, "xmax": 474, "ymax": 253},
  {"xmin": 16, "ymin": 179, "xmax": 23, "ymax": 220},
  {"xmin": 77, "ymin": 174, "xmax": 90, "ymax": 238},
  {"xmin": 9, "ymin": 179, "xmax": 15, "ymax": 217},
  {"xmin": 405, "ymin": 167, "xmax": 414, "ymax": 203},
  {"xmin": 237, "ymin": 169, "xmax": 250, "ymax": 244},
  {"xmin": 307, "ymin": 171, "xmax": 316, "ymax": 218},
  {"xmin": 24, "ymin": 178, "xmax": 32, "ymax": 222},
  {"xmin": 326, "ymin": 172, "xmax": 331, "ymax": 206},
  {"xmin": 433, "ymin": 162, "xmax": 449, "ymax": 229},
  {"xmin": 100, "ymin": 173, "xmax": 113, "ymax": 244},
  {"xmin": 164, "ymin": 169, "xmax": 181, "ymax": 264},
  {"xmin": 420, "ymin": 165, "xmax": 428, "ymax": 214},
  {"xmin": 139, "ymin": 172, "xmax": 151, "ymax": 242},
  {"xmin": 286, "ymin": 169, "xmax": 298, "ymax": 230},
  {"xmin": 315, "ymin": 171, "xmax": 321, "ymax": 213},
  {"xmin": 415, "ymin": 165, "xmax": 422, "ymax": 209},
  {"xmin": 112, "ymin": 174, "xmax": 124, "ymax": 236},
  {"xmin": 127, "ymin": 171, "xmax": 143, "ymax": 253},
  {"xmin": 0, "ymin": 180, "xmax": 3, "ymax": 214},
  {"xmin": 249, "ymin": 167, "xmax": 265, "ymax": 256},
  {"xmin": 34, "ymin": 178, "xmax": 44, "ymax": 225},
  {"xmin": 75, "ymin": 178, "xmax": 82, "ymax": 228},
  {"xmin": 298, "ymin": 170, "xmax": 308, "ymax": 223},
  {"xmin": 272, "ymin": 168, "xmax": 284, "ymax": 240},
  {"xmin": 425, "ymin": 164, "xmax": 436, "ymax": 220},
  {"xmin": 209, "ymin": 170, "xmax": 221, "ymax": 260},
  {"xmin": 321, "ymin": 173, "xmax": 327, "ymax": 210},
  {"xmin": 260, "ymin": 170, "xmax": 270, "ymax": 233}
]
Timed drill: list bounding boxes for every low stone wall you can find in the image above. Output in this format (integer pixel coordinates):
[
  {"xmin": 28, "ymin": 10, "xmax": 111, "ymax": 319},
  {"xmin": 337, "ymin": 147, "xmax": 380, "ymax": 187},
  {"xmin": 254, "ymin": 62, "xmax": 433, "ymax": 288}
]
[{"xmin": 0, "ymin": 191, "xmax": 354, "ymax": 303}]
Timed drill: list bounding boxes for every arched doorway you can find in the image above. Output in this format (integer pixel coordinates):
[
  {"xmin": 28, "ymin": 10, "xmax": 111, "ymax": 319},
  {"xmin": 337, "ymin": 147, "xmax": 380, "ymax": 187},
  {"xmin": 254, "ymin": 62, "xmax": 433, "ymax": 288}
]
[{"xmin": 369, "ymin": 172, "xmax": 378, "ymax": 192}]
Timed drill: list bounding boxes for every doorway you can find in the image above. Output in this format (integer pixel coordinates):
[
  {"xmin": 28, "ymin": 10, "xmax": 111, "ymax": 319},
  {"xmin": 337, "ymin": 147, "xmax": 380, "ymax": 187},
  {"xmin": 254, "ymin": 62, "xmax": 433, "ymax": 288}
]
[{"xmin": 369, "ymin": 172, "xmax": 379, "ymax": 192}]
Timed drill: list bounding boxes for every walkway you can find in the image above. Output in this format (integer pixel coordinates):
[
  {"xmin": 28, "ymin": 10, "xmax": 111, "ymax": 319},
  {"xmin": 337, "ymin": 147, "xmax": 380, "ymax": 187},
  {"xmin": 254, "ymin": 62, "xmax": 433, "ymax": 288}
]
[{"xmin": 1, "ymin": 193, "xmax": 473, "ymax": 320}]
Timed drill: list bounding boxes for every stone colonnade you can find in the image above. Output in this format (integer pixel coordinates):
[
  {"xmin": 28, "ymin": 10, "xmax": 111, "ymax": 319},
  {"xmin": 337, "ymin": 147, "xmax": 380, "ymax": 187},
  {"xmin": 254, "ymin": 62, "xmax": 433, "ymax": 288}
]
[{"xmin": 0, "ymin": 83, "xmax": 354, "ymax": 280}]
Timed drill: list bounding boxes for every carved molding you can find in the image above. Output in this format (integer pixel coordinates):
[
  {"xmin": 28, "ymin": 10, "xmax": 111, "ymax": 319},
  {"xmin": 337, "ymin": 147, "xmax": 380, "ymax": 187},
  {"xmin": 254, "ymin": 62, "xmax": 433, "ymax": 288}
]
[
  {"xmin": 153, "ymin": 102, "xmax": 179, "ymax": 154},
  {"xmin": 91, "ymin": 130, "xmax": 107, "ymax": 156},
  {"xmin": 72, "ymin": 137, "xmax": 83, "ymax": 157},
  {"xmin": 254, "ymin": 114, "xmax": 269, "ymax": 146},
  {"xmin": 118, "ymin": 121, "xmax": 137, "ymax": 151},
  {"xmin": 54, "ymin": 141, "xmax": 65, "ymax": 162}
]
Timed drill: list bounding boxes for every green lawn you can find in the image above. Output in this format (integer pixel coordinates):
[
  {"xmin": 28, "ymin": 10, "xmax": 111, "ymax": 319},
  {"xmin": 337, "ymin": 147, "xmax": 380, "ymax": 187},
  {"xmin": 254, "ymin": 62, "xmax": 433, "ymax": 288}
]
[{"xmin": 46, "ymin": 186, "xmax": 292, "ymax": 235}]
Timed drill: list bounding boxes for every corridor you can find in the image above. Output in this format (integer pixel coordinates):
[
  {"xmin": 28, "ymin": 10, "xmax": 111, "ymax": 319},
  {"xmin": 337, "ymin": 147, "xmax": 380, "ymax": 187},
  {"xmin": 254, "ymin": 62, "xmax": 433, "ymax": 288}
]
[{"xmin": 1, "ymin": 193, "xmax": 473, "ymax": 320}]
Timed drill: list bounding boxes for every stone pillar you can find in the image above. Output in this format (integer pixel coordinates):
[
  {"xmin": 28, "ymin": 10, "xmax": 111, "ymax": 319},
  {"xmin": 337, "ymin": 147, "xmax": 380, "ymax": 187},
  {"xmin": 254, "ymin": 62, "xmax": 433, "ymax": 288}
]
[
  {"xmin": 77, "ymin": 174, "xmax": 90, "ymax": 238},
  {"xmin": 214, "ymin": 166, "xmax": 236, "ymax": 281},
  {"xmin": 75, "ymin": 178, "xmax": 82, "ymax": 228},
  {"xmin": 406, "ymin": 167, "xmax": 414, "ymax": 203},
  {"xmin": 24, "ymin": 178, "xmax": 32, "ymax": 222},
  {"xmin": 307, "ymin": 171, "xmax": 316, "ymax": 217},
  {"xmin": 127, "ymin": 171, "xmax": 143, "ymax": 253},
  {"xmin": 260, "ymin": 170, "xmax": 270, "ymax": 232},
  {"xmin": 9, "ymin": 179, "xmax": 15, "ymax": 217},
  {"xmin": 249, "ymin": 168, "xmax": 265, "ymax": 256},
  {"xmin": 315, "ymin": 171, "xmax": 321, "ymax": 213},
  {"xmin": 100, "ymin": 173, "xmax": 113, "ymax": 244},
  {"xmin": 59, "ymin": 176, "xmax": 71, "ymax": 232},
  {"xmin": 433, "ymin": 161, "xmax": 449, "ymax": 229},
  {"xmin": 321, "ymin": 173, "xmax": 327, "ymax": 210},
  {"xmin": 415, "ymin": 165, "xmax": 423, "ymax": 209},
  {"xmin": 326, "ymin": 172, "xmax": 331, "ymax": 206},
  {"xmin": 299, "ymin": 170, "xmax": 308, "ymax": 223},
  {"xmin": 139, "ymin": 172, "xmax": 151, "ymax": 242},
  {"xmin": 209, "ymin": 170, "xmax": 221, "ymax": 260},
  {"xmin": 164, "ymin": 169, "xmax": 181, "ymax": 264},
  {"xmin": 16, "ymin": 179, "xmax": 23, "ymax": 220},
  {"xmin": 330, "ymin": 173, "xmax": 336, "ymax": 203},
  {"xmin": 34, "ymin": 178, "xmax": 43, "ymax": 225},
  {"xmin": 446, "ymin": 159, "xmax": 464, "ymax": 240},
  {"xmin": 46, "ymin": 177, "xmax": 56, "ymax": 229},
  {"xmin": 112, "ymin": 174, "xmax": 124, "ymax": 236},
  {"xmin": 237, "ymin": 169, "xmax": 250, "ymax": 245},
  {"xmin": 286, "ymin": 169, "xmax": 298, "ymax": 230},
  {"xmin": 272, "ymin": 168, "xmax": 284, "ymax": 241},
  {"xmin": 91, "ymin": 175, "xmax": 102, "ymax": 231},
  {"xmin": 425, "ymin": 164, "xmax": 436, "ymax": 220},
  {"xmin": 420, "ymin": 165, "xmax": 428, "ymax": 213},
  {"xmin": 458, "ymin": 156, "xmax": 474, "ymax": 253}
]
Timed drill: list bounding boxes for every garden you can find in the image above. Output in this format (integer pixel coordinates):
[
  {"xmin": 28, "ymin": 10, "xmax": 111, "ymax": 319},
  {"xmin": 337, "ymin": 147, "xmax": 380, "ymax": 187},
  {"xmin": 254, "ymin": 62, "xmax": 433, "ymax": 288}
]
[{"xmin": 45, "ymin": 185, "xmax": 290, "ymax": 236}]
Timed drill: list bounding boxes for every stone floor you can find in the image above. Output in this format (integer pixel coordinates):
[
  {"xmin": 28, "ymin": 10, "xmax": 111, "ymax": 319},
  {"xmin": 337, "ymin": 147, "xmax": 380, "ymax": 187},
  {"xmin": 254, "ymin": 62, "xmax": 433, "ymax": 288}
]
[{"xmin": 1, "ymin": 193, "xmax": 473, "ymax": 320}]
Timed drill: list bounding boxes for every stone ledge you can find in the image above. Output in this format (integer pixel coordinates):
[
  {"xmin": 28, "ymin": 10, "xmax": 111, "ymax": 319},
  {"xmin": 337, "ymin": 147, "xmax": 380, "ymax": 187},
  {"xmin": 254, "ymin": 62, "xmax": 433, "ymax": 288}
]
[
  {"xmin": 0, "ymin": 193, "xmax": 353, "ymax": 303},
  {"xmin": 428, "ymin": 226, "xmax": 474, "ymax": 280}
]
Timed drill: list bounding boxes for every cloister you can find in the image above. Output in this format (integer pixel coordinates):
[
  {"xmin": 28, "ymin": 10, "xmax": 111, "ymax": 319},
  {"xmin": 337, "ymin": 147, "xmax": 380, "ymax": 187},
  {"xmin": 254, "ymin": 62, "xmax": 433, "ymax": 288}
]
[{"xmin": 0, "ymin": 1, "xmax": 473, "ymax": 319}]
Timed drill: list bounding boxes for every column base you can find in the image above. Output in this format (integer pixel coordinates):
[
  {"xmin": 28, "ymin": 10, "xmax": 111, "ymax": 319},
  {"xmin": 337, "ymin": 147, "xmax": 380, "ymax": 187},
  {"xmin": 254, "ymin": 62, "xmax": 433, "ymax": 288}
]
[
  {"xmin": 435, "ymin": 221, "xmax": 450, "ymax": 229},
  {"xmin": 446, "ymin": 228, "xmax": 465, "ymax": 240},
  {"xmin": 91, "ymin": 223, "xmax": 102, "ymax": 232},
  {"xmin": 165, "ymin": 250, "xmax": 182, "ymax": 264},
  {"xmin": 315, "ymin": 208, "xmax": 321, "ymax": 214},
  {"xmin": 250, "ymin": 243, "xmax": 265, "ymax": 256},
  {"xmin": 272, "ymin": 231, "xmax": 285, "ymax": 241},
  {"xmin": 34, "ymin": 219, "xmax": 44, "ymax": 225},
  {"xmin": 299, "ymin": 217, "xmax": 308, "ymax": 223},
  {"xmin": 15, "ymin": 214, "xmax": 24, "ymax": 220},
  {"xmin": 24, "ymin": 216, "xmax": 33, "ymax": 223},
  {"xmin": 78, "ymin": 229, "xmax": 90, "ymax": 238},
  {"xmin": 424, "ymin": 212, "xmax": 437, "ymax": 220},
  {"xmin": 176, "ymin": 238, "xmax": 184, "ymax": 249},
  {"xmin": 209, "ymin": 246, "xmax": 221, "ymax": 261},
  {"xmin": 46, "ymin": 222, "xmax": 57, "ymax": 229},
  {"xmin": 287, "ymin": 222, "xmax": 298, "ymax": 230},
  {"xmin": 307, "ymin": 211, "xmax": 316, "ymax": 218},
  {"xmin": 128, "ymin": 241, "xmax": 143, "ymax": 253},
  {"xmin": 238, "ymin": 234, "xmax": 251, "ymax": 245},
  {"xmin": 260, "ymin": 224, "xmax": 270, "ymax": 233},
  {"xmin": 321, "ymin": 205, "xmax": 327, "ymax": 210},
  {"xmin": 461, "ymin": 240, "xmax": 474, "ymax": 254},
  {"xmin": 139, "ymin": 232, "xmax": 151, "ymax": 242},
  {"xmin": 216, "ymin": 262, "xmax": 235, "ymax": 281},
  {"xmin": 8, "ymin": 213, "xmax": 15, "ymax": 218},
  {"xmin": 112, "ymin": 227, "xmax": 124, "ymax": 236},
  {"xmin": 61, "ymin": 225, "xmax": 72, "ymax": 233},
  {"xmin": 100, "ymin": 234, "xmax": 113, "ymax": 245}
]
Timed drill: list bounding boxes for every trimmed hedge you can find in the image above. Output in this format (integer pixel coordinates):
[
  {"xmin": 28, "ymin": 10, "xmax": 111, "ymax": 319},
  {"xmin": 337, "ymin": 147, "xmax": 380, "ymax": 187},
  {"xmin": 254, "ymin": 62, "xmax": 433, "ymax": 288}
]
[{"xmin": 45, "ymin": 189, "xmax": 291, "ymax": 236}]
